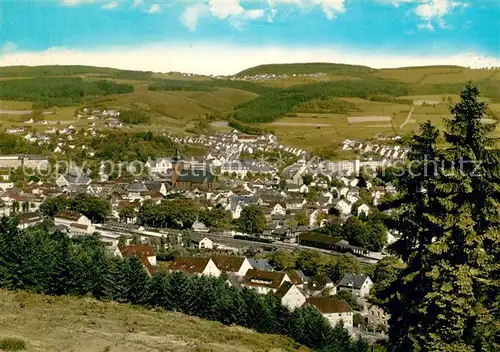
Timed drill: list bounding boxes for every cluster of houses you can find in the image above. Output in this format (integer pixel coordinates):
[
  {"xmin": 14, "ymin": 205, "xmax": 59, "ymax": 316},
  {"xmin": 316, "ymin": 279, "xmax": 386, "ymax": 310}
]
[
  {"xmin": 341, "ymin": 139, "xmax": 409, "ymax": 160},
  {"xmin": 233, "ymin": 72, "xmax": 328, "ymax": 81},
  {"xmin": 76, "ymin": 107, "xmax": 122, "ymax": 128},
  {"xmin": 114, "ymin": 244, "xmax": 388, "ymax": 335}
]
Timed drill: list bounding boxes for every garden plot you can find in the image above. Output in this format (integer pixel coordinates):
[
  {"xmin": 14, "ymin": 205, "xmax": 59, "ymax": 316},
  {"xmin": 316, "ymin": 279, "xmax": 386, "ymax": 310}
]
[{"xmin": 347, "ymin": 116, "xmax": 391, "ymax": 123}]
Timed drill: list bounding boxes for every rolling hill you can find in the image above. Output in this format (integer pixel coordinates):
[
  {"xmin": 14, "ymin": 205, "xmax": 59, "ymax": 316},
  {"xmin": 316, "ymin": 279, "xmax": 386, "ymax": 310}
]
[
  {"xmin": 0, "ymin": 63, "xmax": 498, "ymax": 150},
  {"xmin": 236, "ymin": 62, "xmax": 375, "ymax": 77},
  {"xmin": 0, "ymin": 289, "xmax": 306, "ymax": 352}
]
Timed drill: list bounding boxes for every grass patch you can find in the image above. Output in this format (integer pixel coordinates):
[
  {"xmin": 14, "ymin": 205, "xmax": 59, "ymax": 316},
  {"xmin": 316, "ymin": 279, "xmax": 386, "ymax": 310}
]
[{"xmin": 0, "ymin": 289, "xmax": 305, "ymax": 352}]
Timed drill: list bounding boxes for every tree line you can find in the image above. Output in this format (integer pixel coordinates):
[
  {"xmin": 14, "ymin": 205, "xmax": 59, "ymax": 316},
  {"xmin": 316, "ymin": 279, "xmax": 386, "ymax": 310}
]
[
  {"xmin": 148, "ymin": 78, "xmax": 275, "ymax": 95},
  {"xmin": 233, "ymin": 79, "xmax": 409, "ymax": 123},
  {"xmin": 40, "ymin": 193, "xmax": 111, "ymax": 223},
  {"xmin": 0, "ymin": 77, "xmax": 134, "ymax": 108},
  {"xmin": 0, "ymin": 217, "xmax": 370, "ymax": 352}
]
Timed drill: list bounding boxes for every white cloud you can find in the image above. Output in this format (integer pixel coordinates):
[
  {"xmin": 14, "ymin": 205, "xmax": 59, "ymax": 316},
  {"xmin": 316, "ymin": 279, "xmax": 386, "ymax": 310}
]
[
  {"xmin": 180, "ymin": 0, "xmax": 265, "ymax": 30},
  {"xmin": 417, "ymin": 22, "xmax": 434, "ymax": 30},
  {"xmin": 102, "ymin": 1, "xmax": 119, "ymax": 10},
  {"xmin": 414, "ymin": 0, "xmax": 465, "ymax": 30},
  {"xmin": 267, "ymin": 8, "xmax": 278, "ymax": 22},
  {"xmin": 267, "ymin": 0, "xmax": 346, "ymax": 20},
  {"xmin": 145, "ymin": 4, "xmax": 161, "ymax": 14},
  {"xmin": 61, "ymin": 0, "xmax": 95, "ymax": 6},
  {"xmin": 378, "ymin": 0, "xmax": 468, "ymax": 30},
  {"xmin": 132, "ymin": 0, "xmax": 144, "ymax": 7},
  {"xmin": 180, "ymin": 3, "xmax": 209, "ymax": 31},
  {"xmin": 312, "ymin": 0, "xmax": 346, "ymax": 20},
  {"xmin": 208, "ymin": 0, "xmax": 244, "ymax": 19},
  {"xmin": 1, "ymin": 43, "xmax": 497, "ymax": 76},
  {"xmin": 0, "ymin": 42, "xmax": 18, "ymax": 54},
  {"xmin": 376, "ymin": 0, "xmax": 423, "ymax": 8}
]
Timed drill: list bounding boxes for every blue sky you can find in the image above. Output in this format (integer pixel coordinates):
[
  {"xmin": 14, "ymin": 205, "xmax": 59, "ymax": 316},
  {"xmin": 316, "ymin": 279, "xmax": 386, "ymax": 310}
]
[{"xmin": 0, "ymin": 0, "xmax": 498, "ymax": 74}]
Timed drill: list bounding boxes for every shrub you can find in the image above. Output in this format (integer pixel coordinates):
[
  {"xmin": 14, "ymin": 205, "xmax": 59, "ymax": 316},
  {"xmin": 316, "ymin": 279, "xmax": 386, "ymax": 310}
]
[{"xmin": 0, "ymin": 337, "xmax": 27, "ymax": 351}]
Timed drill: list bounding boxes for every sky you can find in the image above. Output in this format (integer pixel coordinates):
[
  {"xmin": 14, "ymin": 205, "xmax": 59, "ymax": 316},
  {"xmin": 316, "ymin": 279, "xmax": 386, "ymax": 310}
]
[{"xmin": 0, "ymin": 0, "xmax": 498, "ymax": 74}]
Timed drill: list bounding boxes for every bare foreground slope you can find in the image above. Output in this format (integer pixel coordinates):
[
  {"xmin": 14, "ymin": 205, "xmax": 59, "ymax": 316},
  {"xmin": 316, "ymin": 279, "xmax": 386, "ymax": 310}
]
[{"xmin": 0, "ymin": 290, "xmax": 306, "ymax": 352}]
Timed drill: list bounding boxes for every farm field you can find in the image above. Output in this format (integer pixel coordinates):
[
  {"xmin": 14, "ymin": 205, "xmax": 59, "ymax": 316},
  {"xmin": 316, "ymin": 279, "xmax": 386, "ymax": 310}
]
[
  {"xmin": 0, "ymin": 289, "xmax": 304, "ymax": 352},
  {"xmin": 0, "ymin": 64, "xmax": 498, "ymax": 151}
]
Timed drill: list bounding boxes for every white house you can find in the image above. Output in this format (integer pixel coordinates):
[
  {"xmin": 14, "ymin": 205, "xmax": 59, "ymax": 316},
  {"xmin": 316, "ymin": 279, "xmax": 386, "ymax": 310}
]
[
  {"xmin": 192, "ymin": 220, "xmax": 209, "ymax": 233},
  {"xmin": 170, "ymin": 257, "xmax": 221, "ymax": 277},
  {"xmin": 338, "ymin": 273, "xmax": 373, "ymax": 297},
  {"xmin": 213, "ymin": 255, "xmax": 253, "ymax": 277},
  {"xmin": 304, "ymin": 297, "xmax": 353, "ymax": 331},
  {"xmin": 357, "ymin": 204, "xmax": 371, "ymax": 217},
  {"xmin": 275, "ymin": 281, "xmax": 307, "ymax": 310},
  {"xmin": 191, "ymin": 235, "xmax": 213, "ymax": 249},
  {"xmin": 54, "ymin": 211, "xmax": 91, "ymax": 228},
  {"xmin": 335, "ymin": 199, "xmax": 352, "ymax": 216},
  {"xmin": 270, "ymin": 202, "xmax": 286, "ymax": 216},
  {"xmin": 242, "ymin": 269, "xmax": 291, "ymax": 294}
]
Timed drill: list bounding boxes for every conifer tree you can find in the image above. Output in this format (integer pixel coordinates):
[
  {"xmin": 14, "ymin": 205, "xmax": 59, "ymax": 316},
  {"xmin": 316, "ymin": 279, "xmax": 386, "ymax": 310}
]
[
  {"xmin": 378, "ymin": 84, "xmax": 500, "ymax": 352},
  {"xmin": 101, "ymin": 257, "xmax": 127, "ymax": 302},
  {"xmin": 164, "ymin": 271, "xmax": 192, "ymax": 312},
  {"xmin": 123, "ymin": 256, "xmax": 151, "ymax": 305},
  {"xmin": 49, "ymin": 234, "xmax": 75, "ymax": 295}
]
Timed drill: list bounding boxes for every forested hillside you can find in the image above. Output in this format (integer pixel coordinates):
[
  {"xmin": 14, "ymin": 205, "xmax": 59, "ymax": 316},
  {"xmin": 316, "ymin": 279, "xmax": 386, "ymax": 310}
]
[
  {"xmin": 236, "ymin": 62, "xmax": 375, "ymax": 77},
  {"xmin": 0, "ymin": 217, "xmax": 370, "ymax": 352},
  {"xmin": 0, "ymin": 65, "xmax": 154, "ymax": 80},
  {"xmin": 0, "ymin": 77, "xmax": 134, "ymax": 108}
]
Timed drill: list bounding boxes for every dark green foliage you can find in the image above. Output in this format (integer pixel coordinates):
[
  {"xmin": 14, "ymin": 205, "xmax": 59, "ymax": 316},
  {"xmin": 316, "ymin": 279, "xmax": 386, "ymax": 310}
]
[
  {"xmin": 335, "ymin": 290, "xmax": 361, "ymax": 311},
  {"xmin": 368, "ymin": 95, "xmax": 413, "ymax": 105},
  {"xmin": 119, "ymin": 108, "xmax": 151, "ymax": 125},
  {"xmin": 149, "ymin": 78, "xmax": 274, "ymax": 95},
  {"xmin": 122, "ymin": 256, "xmax": 151, "ymax": 305},
  {"xmin": 378, "ymin": 84, "xmax": 500, "ymax": 351},
  {"xmin": 0, "ymin": 216, "xmax": 369, "ymax": 351},
  {"xmin": 342, "ymin": 215, "xmax": 387, "ymax": 252},
  {"xmin": 149, "ymin": 79, "xmax": 216, "ymax": 92},
  {"xmin": 227, "ymin": 117, "xmax": 272, "ymax": 135},
  {"xmin": 238, "ymin": 204, "xmax": 267, "ymax": 234},
  {"xmin": 0, "ymin": 65, "xmax": 152, "ymax": 80},
  {"xmin": 0, "ymin": 77, "xmax": 133, "ymax": 108},
  {"xmin": 234, "ymin": 79, "xmax": 408, "ymax": 123},
  {"xmin": 294, "ymin": 98, "xmax": 362, "ymax": 114},
  {"xmin": 40, "ymin": 194, "xmax": 110, "ymax": 223},
  {"xmin": 137, "ymin": 200, "xmax": 199, "ymax": 229},
  {"xmin": 93, "ymin": 131, "xmax": 176, "ymax": 162},
  {"xmin": 0, "ymin": 337, "xmax": 26, "ymax": 351}
]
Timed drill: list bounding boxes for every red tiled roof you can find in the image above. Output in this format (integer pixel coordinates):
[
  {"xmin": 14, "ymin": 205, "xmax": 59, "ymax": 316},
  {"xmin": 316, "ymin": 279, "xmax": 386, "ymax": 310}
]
[
  {"xmin": 54, "ymin": 211, "xmax": 83, "ymax": 221},
  {"xmin": 304, "ymin": 297, "xmax": 351, "ymax": 314},
  {"xmin": 286, "ymin": 270, "xmax": 303, "ymax": 285},
  {"xmin": 212, "ymin": 256, "xmax": 245, "ymax": 273},
  {"xmin": 243, "ymin": 269, "xmax": 287, "ymax": 289},
  {"xmin": 170, "ymin": 257, "xmax": 211, "ymax": 274},
  {"xmin": 119, "ymin": 244, "xmax": 155, "ymax": 257}
]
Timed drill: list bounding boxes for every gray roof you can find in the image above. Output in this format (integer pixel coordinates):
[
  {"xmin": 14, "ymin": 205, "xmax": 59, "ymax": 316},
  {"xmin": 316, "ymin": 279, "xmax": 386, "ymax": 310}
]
[
  {"xmin": 128, "ymin": 182, "xmax": 148, "ymax": 192},
  {"xmin": 248, "ymin": 258, "xmax": 275, "ymax": 272},
  {"xmin": 63, "ymin": 173, "xmax": 91, "ymax": 185},
  {"xmin": 339, "ymin": 273, "xmax": 370, "ymax": 290},
  {"xmin": 226, "ymin": 273, "xmax": 242, "ymax": 291}
]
